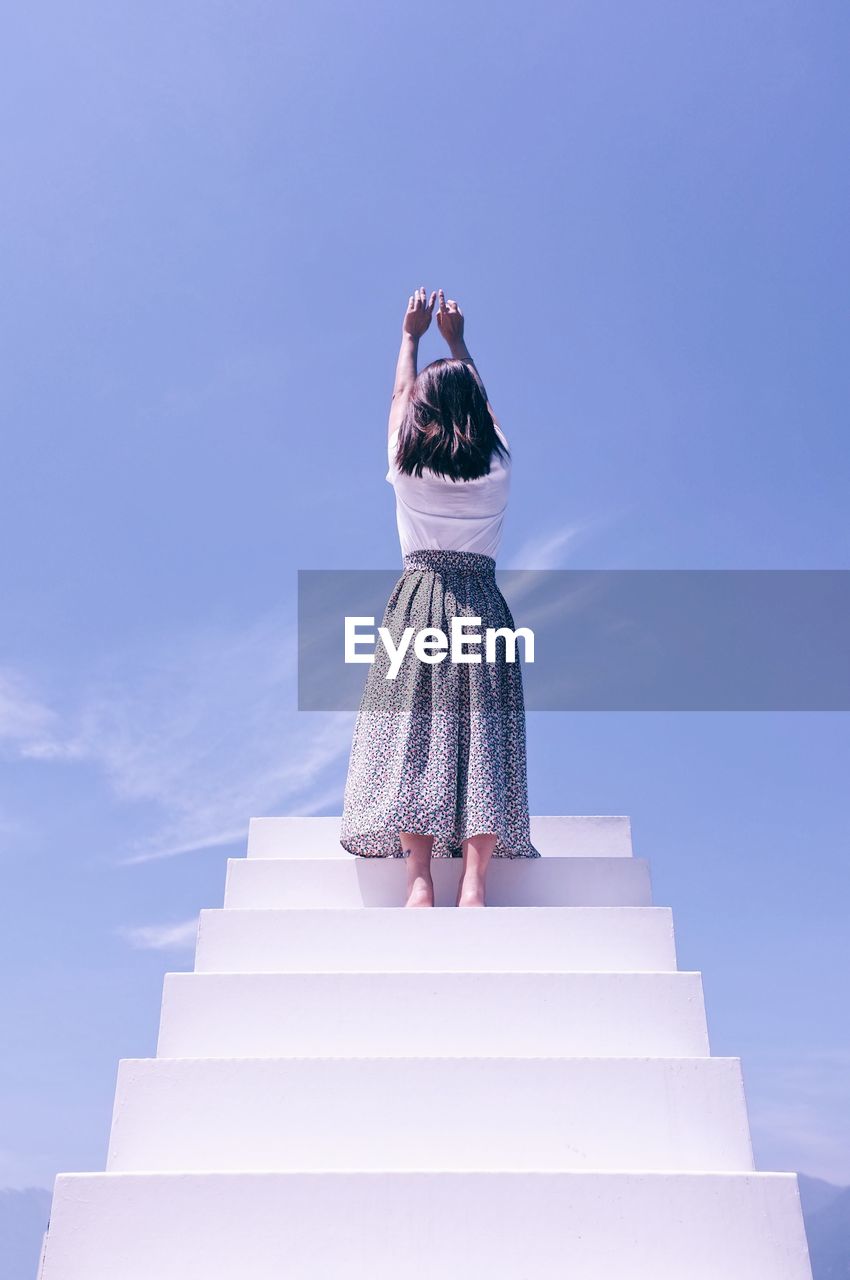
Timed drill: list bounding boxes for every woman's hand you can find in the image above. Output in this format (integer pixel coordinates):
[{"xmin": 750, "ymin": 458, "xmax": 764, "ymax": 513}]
[
  {"xmin": 436, "ymin": 289, "xmax": 465, "ymax": 348},
  {"xmin": 403, "ymin": 286, "xmax": 437, "ymax": 338}
]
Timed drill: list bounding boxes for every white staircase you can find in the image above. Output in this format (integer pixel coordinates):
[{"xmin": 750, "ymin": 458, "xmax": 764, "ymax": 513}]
[{"xmin": 39, "ymin": 815, "xmax": 813, "ymax": 1279}]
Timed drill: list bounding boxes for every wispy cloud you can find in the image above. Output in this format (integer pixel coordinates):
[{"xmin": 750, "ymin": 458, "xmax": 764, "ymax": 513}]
[
  {"xmin": 504, "ymin": 505, "xmax": 634, "ymax": 572},
  {"xmin": 116, "ymin": 918, "xmax": 199, "ymax": 950},
  {"xmin": 2, "ymin": 612, "xmax": 354, "ymax": 865},
  {"xmin": 504, "ymin": 523, "xmax": 589, "ymax": 570},
  {"xmin": 0, "ymin": 668, "xmax": 61, "ymax": 753}
]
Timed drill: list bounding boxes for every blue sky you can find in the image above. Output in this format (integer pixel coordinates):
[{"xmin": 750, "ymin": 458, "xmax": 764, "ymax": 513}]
[{"xmin": 1, "ymin": 0, "xmax": 848, "ymax": 1196}]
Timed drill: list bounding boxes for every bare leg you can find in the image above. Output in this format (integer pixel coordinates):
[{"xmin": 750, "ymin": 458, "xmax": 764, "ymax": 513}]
[
  {"xmin": 456, "ymin": 833, "xmax": 497, "ymax": 907},
  {"xmin": 400, "ymin": 832, "xmax": 435, "ymax": 908}
]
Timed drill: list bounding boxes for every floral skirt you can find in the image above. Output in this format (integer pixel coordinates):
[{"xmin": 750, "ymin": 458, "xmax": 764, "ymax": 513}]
[{"xmin": 340, "ymin": 548, "xmax": 539, "ymax": 859}]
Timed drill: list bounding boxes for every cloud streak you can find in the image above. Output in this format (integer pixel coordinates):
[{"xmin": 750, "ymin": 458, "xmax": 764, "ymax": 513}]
[
  {"xmin": 116, "ymin": 918, "xmax": 199, "ymax": 950},
  {"xmin": 504, "ymin": 523, "xmax": 589, "ymax": 570},
  {"xmin": 0, "ymin": 668, "xmax": 61, "ymax": 752},
  {"xmin": 503, "ymin": 506, "xmax": 632, "ymax": 572},
  {"xmin": 1, "ymin": 611, "xmax": 354, "ymax": 865}
]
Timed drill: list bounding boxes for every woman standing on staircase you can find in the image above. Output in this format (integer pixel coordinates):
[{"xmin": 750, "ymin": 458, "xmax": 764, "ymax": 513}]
[{"xmin": 340, "ymin": 286, "xmax": 539, "ymax": 905}]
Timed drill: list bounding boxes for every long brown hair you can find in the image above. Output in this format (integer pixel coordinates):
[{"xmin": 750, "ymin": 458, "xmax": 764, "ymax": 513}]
[{"xmin": 394, "ymin": 358, "xmax": 509, "ymax": 482}]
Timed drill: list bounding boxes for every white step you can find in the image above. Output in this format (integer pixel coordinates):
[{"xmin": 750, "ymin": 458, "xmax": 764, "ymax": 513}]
[
  {"xmin": 107, "ymin": 1055, "xmax": 753, "ymax": 1173},
  {"xmin": 224, "ymin": 854, "xmax": 653, "ymax": 908},
  {"xmin": 158, "ymin": 971, "xmax": 709, "ymax": 1058},
  {"xmin": 194, "ymin": 907, "xmax": 677, "ymax": 973},
  {"xmin": 41, "ymin": 1170, "xmax": 812, "ymax": 1280},
  {"xmin": 248, "ymin": 814, "xmax": 634, "ymax": 859}
]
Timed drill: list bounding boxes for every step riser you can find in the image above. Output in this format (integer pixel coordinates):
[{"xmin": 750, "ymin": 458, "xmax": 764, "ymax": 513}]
[
  {"xmin": 157, "ymin": 972, "xmax": 709, "ymax": 1058},
  {"xmin": 224, "ymin": 856, "xmax": 653, "ymax": 908},
  {"xmin": 248, "ymin": 814, "xmax": 634, "ymax": 859},
  {"xmin": 107, "ymin": 1057, "xmax": 753, "ymax": 1173},
  {"xmin": 41, "ymin": 1172, "xmax": 812, "ymax": 1280},
  {"xmin": 194, "ymin": 908, "xmax": 677, "ymax": 973}
]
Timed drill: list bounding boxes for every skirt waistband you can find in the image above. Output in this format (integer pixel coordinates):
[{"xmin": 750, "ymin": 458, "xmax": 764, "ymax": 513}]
[{"xmin": 403, "ymin": 549, "xmax": 496, "ymax": 576}]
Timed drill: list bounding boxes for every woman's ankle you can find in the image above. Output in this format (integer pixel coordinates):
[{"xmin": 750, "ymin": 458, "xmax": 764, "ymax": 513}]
[
  {"xmin": 457, "ymin": 867, "xmax": 487, "ymax": 907},
  {"xmin": 405, "ymin": 871, "xmax": 434, "ymax": 908}
]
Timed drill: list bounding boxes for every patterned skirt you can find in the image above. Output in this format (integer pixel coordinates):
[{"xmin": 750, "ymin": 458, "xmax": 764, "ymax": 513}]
[{"xmin": 340, "ymin": 548, "xmax": 539, "ymax": 859}]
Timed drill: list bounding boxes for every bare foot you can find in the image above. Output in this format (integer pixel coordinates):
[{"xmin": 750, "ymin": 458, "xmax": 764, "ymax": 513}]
[
  {"xmin": 405, "ymin": 872, "xmax": 434, "ymax": 908},
  {"xmin": 457, "ymin": 874, "xmax": 486, "ymax": 908},
  {"xmin": 456, "ymin": 833, "xmax": 496, "ymax": 908}
]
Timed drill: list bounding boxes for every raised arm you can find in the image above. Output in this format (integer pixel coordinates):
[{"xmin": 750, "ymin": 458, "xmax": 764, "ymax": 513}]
[
  {"xmin": 388, "ymin": 287, "xmax": 436, "ymax": 439},
  {"xmin": 436, "ymin": 290, "xmax": 503, "ymax": 432}
]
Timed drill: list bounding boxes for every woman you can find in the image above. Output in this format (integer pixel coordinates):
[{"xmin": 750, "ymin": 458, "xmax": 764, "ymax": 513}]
[{"xmin": 339, "ymin": 286, "xmax": 539, "ymax": 906}]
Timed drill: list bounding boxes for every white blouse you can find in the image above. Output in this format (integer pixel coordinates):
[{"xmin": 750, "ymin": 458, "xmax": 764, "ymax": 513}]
[{"xmin": 386, "ymin": 426, "xmax": 511, "ymax": 560}]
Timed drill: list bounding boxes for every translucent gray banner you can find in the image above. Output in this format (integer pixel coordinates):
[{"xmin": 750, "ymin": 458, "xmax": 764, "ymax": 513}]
[{"xmin": 298, "ymin": 569, "xmax": 850, "ymax": 711}]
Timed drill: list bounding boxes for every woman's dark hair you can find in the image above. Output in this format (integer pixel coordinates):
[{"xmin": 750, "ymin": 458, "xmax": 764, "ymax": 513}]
[{"xmin": 395, "ymin": 358, "xmax": 509, "ymax": 482}]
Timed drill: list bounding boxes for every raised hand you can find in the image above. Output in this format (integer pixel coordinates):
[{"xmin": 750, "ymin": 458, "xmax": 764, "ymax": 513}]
[
  {"xmin": 403, "ymin": 286, "xmax": 437, "ymax": 338},
  {"xmin": 436, "ymin": 289, "xmax": 465, "ymax": 348}
]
